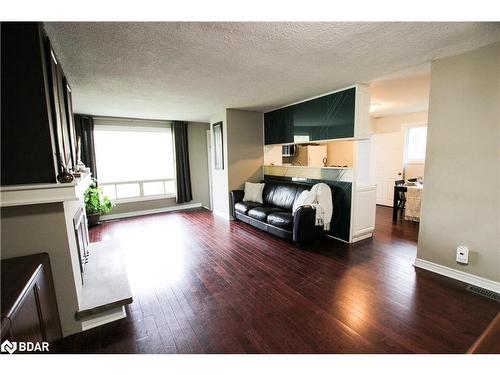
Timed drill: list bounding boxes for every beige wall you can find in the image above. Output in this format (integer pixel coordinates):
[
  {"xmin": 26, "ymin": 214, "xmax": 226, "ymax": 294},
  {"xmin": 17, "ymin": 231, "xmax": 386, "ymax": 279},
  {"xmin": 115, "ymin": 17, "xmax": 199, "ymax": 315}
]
[
  {"xmin": 264, "ymin": 145, "xmax": 282, "ymax": 165},
  {"xmin": 187, "ymin": 122, "xmax": 211, "ymax": 208},
  {"xmin": 417, "ymin": 42, "xmax": 500, "ymax": 282},
  {"xmin": 326, "ymin": 140, "xmax": 355, "ymax": 167},
  {"xmin": 209, "ymin": 109, "xmax": 263, "ymax": 219},
  {"xmin": 405, "ymin": 163, "xmax": 425, "ymax": 180},
  {"xmin": 226, "ymin": 109, "xmax": 264, "ymax": 192},
  {"xmin": 374, "ymin": 111, "xmax": 428, "ymax": 134},
  {"xmin": 109, "ymin": 121, "xmax": 211, "ymax": 215}
]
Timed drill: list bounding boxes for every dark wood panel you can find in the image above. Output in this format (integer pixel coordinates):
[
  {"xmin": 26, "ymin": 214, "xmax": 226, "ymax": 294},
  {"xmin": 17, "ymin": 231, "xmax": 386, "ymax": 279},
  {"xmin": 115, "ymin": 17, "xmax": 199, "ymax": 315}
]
[
  {"xmin": 9, "ymin": 286, "xmax": 45, "ymax": 343},
  {"xmin": 1, "ymin": 253, "xmax": 62, "ymax": 345},
  {"xmin": 1, "ymin": 22, "xmax": 58, "ymax": 184},
  {"xmin": 59, "ymin": 207, "xmax": 499, "ymax": 353},
  {"xmin": 1, "ymin": 22, "xmax": 77, "ymax": 185}
]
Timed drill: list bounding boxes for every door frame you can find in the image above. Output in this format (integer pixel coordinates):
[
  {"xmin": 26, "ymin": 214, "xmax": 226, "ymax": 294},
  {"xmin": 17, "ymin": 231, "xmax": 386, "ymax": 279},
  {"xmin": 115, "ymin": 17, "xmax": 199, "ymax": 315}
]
[{"xmin": 206, "ymin": 129, "xmax": 213, "ymax": 210}]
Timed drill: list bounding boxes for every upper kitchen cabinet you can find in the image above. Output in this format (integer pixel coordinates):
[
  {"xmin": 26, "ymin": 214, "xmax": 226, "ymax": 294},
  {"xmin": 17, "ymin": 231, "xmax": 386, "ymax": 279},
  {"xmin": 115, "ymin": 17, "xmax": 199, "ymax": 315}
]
[
  {"xmin": 264, "ymin": 107, "xmax": 294, "ymax": 145},
  {"xmin": 1, "ymin": 22, "xmax": 77, "ymax": 185},
  {"xmin": 264, "ymin": 85, "xmax": 371, "ymax": 145}
]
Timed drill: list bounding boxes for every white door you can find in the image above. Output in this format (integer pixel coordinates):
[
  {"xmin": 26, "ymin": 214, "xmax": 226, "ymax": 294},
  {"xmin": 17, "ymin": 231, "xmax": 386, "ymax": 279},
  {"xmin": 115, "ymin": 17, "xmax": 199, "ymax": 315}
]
[{"xmin": 372, "ymin": 132, "xmax": 404, "ymax": 206}]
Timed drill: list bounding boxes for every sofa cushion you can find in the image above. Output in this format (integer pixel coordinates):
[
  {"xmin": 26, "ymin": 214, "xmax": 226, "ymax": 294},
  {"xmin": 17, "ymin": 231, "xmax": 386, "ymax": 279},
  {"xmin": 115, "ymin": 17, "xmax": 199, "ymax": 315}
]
[
  {"xmin": 263, "ymin": 182, "xmax": 309, "ymax": 211},
  {"xmin": 243, "ymin": 182, "xmax": 265, "ymax": 204},
  {"xmin": 235, "ymin": 201, "xmax": 262, "ymax": 215},
  {"xmin": 267, "ymin": 211, "xmax": 294, "ymax": 230},
  {"xmin": 247, "ymin": 206, "xmax": 283, "ymax": 222}
]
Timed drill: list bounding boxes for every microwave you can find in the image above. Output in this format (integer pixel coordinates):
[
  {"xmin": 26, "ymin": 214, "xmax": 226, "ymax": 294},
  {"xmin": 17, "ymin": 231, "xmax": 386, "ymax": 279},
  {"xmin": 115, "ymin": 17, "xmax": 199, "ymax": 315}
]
[{"xmin": 282, "ymin": 145, "xmax": 297, "ymax": 157}]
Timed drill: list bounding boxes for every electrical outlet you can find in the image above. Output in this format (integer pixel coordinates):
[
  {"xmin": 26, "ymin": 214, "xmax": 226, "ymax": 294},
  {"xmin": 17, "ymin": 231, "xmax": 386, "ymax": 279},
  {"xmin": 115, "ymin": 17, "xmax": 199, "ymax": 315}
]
[{"xmin": 456, "ymin": 245, "xmax": 469, "ymax": 264}]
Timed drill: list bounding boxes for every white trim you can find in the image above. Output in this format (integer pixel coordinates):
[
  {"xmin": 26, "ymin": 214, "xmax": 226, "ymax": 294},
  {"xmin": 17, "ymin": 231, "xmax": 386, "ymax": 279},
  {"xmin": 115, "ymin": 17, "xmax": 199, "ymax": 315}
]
[
  {"xmin": 403, "ymin": 123, "xmax": 427, "ymax": 166},
  {"xmin": 100, "ymin": 202, "xmax": 202, "ymax": 221},
  {"xmin": 113, "ymin": 193, "xmax": 176, "ymax": 204},
  {"xmin": 81, "ymin": 306, "xmax": 126, "ymax": 331},
  {"xmin": 0, "ymin": 173, "xmax": 92, "ymax": 207},
  {"xmin": 351, "ymin": 231, "xmax": 374, "ymax": 243},
  {"xmin": 95, "ymin": 124, "xmax": 171, "ymax": 132},
  {"xmin": 93, "ymin": 116, "xmax": 171, "ymax": 127},
  {"xmin": 414, "ymin": 258, "xmax": 500, "ymax": 293}
]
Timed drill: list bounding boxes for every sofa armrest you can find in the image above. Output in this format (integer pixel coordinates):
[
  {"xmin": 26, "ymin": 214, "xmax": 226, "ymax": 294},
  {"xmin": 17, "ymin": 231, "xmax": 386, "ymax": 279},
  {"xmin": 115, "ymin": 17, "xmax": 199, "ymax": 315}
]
[
  {"xmin": 230, "ymin": 190, "xmax": 244, "ymax": 217},
  {"xmin": 231, "ymin": 190, "xmax": 244, "ymax": 204},
  {"xmin": 293, "ymin": 205, "xmax": 324, "ymax": 244}
]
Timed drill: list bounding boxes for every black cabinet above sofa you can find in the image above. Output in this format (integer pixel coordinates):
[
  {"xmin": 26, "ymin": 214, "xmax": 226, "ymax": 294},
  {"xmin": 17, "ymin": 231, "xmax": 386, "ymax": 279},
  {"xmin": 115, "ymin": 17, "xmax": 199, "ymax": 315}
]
[{"xmin": 264, "ymin": 85, "xmax": 370, "ymax": 145}]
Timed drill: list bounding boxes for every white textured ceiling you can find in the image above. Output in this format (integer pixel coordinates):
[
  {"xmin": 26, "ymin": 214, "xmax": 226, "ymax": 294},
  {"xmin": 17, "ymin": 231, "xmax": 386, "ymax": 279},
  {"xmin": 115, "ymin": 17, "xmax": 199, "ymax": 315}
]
[
  {"xmin": 43, "ymin": 22, "xmax": 500, "ymax": 122},
  {"xmin": 370, "ymin": 64, "xmax": 431, "ymax": 117}
]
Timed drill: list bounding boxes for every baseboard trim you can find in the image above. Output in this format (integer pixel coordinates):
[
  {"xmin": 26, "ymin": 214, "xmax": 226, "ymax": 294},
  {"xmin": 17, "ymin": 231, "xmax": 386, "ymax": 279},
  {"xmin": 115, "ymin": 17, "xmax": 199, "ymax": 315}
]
[
  {"xmin": 414, "ymin": 258, "xmax": 500, "ymax": 293},
  {"xmin": 100, "ymin": 202, "xmax": 202, "ymax": 221},
  {"xmin": 351, "ymin": 231, "xmax": 374, "ymax": 243}
]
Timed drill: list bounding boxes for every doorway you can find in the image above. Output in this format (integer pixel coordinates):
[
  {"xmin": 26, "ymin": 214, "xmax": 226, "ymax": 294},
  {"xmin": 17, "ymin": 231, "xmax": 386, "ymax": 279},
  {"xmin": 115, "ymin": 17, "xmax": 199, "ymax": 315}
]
[{"xmin": 206, "ymin": 129, "xmax": 213, "ymax": 210}]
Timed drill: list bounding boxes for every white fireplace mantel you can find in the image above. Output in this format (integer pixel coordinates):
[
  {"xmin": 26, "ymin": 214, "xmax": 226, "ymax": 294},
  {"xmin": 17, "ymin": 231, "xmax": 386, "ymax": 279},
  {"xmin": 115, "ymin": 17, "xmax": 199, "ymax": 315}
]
[{"xmin": 0, "ymin": 173, "xmax": 92, "ymax": 207}]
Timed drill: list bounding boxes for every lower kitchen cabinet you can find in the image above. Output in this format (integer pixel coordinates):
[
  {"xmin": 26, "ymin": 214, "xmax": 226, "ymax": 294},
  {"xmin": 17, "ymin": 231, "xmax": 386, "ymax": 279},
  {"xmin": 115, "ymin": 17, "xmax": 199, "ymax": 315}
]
[{"xmin": 1, "ymin": 253, "xmax": 62, "ymax": 351}]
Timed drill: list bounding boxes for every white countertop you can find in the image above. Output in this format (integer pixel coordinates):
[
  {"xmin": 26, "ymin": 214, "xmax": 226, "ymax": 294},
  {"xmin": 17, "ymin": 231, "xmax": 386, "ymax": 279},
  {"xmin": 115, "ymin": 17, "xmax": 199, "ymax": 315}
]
[{"xmin": 264, "ymin": 164, "xmax": 353, "ymax": 170}]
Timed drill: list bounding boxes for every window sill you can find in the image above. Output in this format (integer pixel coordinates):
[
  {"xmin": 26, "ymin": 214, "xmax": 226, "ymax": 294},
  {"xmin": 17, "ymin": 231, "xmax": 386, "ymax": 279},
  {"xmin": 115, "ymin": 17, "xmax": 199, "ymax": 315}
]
[{"xmin": 113, "ymin": 194, "xmax": 176, "ymax": 205}]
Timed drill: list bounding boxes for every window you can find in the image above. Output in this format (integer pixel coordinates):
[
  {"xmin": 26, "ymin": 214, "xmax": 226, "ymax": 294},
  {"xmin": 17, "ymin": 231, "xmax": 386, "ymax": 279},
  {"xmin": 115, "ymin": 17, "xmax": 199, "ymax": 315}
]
[
  {"xmin": 405, "ymin": 126, "xmax": 427, "ymax": 163},
  {"xmin": 93, "ymin": 119, "xmax": 175, "ymax": 202}
]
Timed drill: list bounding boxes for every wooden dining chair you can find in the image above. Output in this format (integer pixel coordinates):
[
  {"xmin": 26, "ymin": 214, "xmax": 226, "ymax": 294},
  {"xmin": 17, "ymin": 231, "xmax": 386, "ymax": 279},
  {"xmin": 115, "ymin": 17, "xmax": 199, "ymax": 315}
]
[{"xmin": 394, "ymin": 180, "xmax": 406, "ymax": 218}]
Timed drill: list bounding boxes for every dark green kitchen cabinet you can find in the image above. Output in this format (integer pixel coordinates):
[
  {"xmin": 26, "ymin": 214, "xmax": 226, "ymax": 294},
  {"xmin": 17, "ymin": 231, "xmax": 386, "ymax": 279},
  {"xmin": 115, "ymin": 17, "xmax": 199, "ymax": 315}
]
[
  {"xmin": 264, "ymin": 107, "xmax": 294, "ymax": 144},
  {"xmin": 264, "ymin": 86, "xmax": 367, "ymax": 145}
]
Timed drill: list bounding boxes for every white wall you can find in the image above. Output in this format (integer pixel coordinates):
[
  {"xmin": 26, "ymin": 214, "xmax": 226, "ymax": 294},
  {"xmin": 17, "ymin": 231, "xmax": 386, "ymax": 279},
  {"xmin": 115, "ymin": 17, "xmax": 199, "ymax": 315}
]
[
  {"xmin": 417, "ymin": 42, "xmax": 500, "ymax": 283},
  {"xmin": 1, "ymin": 203, "xmax": 83, "ymax": 336}
]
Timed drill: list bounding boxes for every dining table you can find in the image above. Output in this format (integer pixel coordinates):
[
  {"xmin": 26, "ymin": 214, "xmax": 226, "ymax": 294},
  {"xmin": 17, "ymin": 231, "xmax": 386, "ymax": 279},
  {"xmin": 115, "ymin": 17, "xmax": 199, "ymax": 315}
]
[{"xmin": 393, "ymin": 182, "xmax": 424, "ymax": 222}]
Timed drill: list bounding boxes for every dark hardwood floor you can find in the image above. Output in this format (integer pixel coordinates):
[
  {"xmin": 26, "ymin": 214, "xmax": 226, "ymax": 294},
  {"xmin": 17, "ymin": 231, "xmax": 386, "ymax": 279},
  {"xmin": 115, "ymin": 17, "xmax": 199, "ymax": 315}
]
[{"xmin": 59, "ymin": 206, "xmax": 499, "ymax": 353}]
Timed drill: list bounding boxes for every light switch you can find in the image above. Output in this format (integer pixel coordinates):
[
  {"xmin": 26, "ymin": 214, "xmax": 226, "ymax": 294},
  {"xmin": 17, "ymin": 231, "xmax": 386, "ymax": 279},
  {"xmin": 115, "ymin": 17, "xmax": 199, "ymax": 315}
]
[{"xmin": 456, "ymin": 245, "xmax": 469, "ymax": 264}]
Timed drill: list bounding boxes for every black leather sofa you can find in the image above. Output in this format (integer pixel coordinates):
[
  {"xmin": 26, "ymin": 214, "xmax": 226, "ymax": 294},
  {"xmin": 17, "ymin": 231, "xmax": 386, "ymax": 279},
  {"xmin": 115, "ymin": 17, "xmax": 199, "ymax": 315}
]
[{"xmin": 230, "ymin": 180, "xmax": 324, "ymax": 245}]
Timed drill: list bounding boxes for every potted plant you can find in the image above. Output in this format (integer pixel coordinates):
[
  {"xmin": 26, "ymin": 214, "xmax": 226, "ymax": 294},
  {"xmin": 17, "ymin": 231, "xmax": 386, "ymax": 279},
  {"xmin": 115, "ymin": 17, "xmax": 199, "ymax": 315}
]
[{"xmin": 84, "ymin": 179, "xmax": 114, "ymax": 227}]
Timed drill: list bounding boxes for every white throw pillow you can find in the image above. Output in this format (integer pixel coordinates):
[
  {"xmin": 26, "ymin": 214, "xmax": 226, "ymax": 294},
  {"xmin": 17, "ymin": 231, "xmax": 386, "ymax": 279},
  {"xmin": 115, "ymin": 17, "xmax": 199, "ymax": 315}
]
[
  {"xmin": 243, "ymin": 182, "xmax": 265, "ymax": 204},
  {"xmin": 293, "ymin": 190, "xmax": 316, "ymax": 213}
]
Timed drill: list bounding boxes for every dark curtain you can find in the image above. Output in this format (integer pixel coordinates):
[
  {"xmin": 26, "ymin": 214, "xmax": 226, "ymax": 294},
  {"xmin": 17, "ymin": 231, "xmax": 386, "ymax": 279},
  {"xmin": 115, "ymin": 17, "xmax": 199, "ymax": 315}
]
[
  {"xmin": 74, "ymin": 114, "xmax": 98, "ymax": 179},
  {"xmin": 172, "ymin": 121, "xmax": 193, "ymax": 203}
]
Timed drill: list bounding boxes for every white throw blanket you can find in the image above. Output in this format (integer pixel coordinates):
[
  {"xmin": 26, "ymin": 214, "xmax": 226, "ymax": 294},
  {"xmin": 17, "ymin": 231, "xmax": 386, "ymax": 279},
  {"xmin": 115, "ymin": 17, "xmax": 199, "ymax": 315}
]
[
  {"xmin": 404, "ymin": 185, "xmax": 422, "ymax": 222},
  {"xmin": 309, "ymin": 183, "xmax": 333, "ymax": 230}
]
